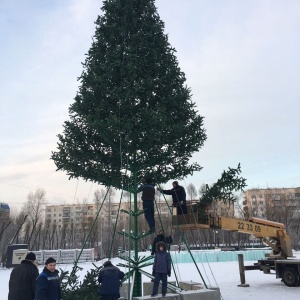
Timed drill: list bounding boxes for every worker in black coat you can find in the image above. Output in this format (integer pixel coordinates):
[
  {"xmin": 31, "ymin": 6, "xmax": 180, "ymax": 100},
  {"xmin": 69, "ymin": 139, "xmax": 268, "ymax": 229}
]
[
  {"xmin": 138, "ymin": 178, "xmax": 156, "ymax": 232},
  {"xmin": 35, "ymin": 257, "xmax": 61, "ymax": 300},
  {"xmin": 159, "ymin": 181, "xmax": 187, "ymax": 215},
  {"xmin": 8, "ymin": 252, "xmax": 39, "ymax": 300},
  {"xmin": 98, "ymin": 260, "xmax": 125, "ymax": 300},
  {"xmin": 151, "ymin": 230, "xmax": 173, "ymax": 255}
]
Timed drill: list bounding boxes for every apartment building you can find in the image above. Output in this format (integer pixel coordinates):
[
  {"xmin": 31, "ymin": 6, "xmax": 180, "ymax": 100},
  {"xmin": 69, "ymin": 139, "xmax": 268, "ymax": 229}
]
[
  {"xmin": 45, "ymin": 202, "xmax": 125, "ymax": 228},
  {"xmin": 45, "ymin": 199, "xmax": 172, "ymax": 229},
  {"xmin": 243, "ymin": 187, "xmax": 300, "ymax": 220}
]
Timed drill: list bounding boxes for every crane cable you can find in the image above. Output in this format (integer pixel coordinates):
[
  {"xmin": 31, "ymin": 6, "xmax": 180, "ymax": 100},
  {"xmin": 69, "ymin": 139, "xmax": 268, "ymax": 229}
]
[
  {"xmin": 155, "ymin": 180, "xmax": 208, "ymax": 289},
  {"xmin": 182, "ymin": 179, "xmax": 224, "ymax": 299},
  {"xmin": 154, "ymin": 200, "xmax": 181, "ymax": 285}
]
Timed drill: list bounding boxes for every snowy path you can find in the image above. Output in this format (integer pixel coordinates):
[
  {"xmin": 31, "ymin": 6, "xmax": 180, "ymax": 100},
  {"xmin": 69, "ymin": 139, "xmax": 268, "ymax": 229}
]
[{"xmin": 1, "ymin": 252, "xmax": 300, "ymax": 299}]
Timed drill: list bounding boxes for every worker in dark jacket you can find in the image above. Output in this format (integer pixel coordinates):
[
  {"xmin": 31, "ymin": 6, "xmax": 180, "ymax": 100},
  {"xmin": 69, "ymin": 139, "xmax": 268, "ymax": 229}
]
[
  {"xmin": 8, "ymin": 252, "xmax": 39, "ymax": 300},
  {"xmin": 98, "ymin": 260, "xmax": 125, "ymax": 300},
  {"xmin": 151, "ymin": 230, "xmax": 173, "ymax": 255},
  {"xmin": 35, "ymin": 257, "xmax": 61, "ymax": 300},
  {"xmin": 151, "ymin": 242, "xmax": 171, "ymax": 297},
  {"xmin": 159, "ymin": 181, "xmax": 187, "ymax": 215},
  {"xmin": 138, "ymin": 178, "xmax": 156, "ymax": 232}
]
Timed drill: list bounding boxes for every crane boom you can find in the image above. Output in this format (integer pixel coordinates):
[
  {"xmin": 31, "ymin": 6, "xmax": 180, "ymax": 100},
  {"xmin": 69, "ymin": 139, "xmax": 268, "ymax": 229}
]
[{"xmin": 172, "ymin": 203, "xmax": 293, "ymax": 259}]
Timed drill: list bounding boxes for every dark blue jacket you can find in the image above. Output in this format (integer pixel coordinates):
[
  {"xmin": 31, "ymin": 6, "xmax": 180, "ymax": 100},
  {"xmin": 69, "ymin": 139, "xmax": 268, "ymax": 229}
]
[
  {"xmin": 138, "ymin": 183, "xmax": 155, "ymax": 201},
  {"xmin": 35, "ymin": 267, "xmax": 61, "ymax": 300},
  {"xmin": 153, "ymin": 249, "xmax": 171, "ymax": 274},
  {"xmin": 98, "ymin": 264, "xmax": 125, "ymax": 296}
]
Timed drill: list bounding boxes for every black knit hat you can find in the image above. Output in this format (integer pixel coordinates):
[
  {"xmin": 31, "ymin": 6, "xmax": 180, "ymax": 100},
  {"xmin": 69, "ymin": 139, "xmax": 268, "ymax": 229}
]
[
  {"xmin": 103, "ymin": 260, "xmax": 112, "ymax": 267},
  {"xmin": 45, "ymin": 257, "xmax": 56, "ymax": 265},
  {"xmin": 25, "ymin": 252, "xmax": 36, "ymax": 261}
]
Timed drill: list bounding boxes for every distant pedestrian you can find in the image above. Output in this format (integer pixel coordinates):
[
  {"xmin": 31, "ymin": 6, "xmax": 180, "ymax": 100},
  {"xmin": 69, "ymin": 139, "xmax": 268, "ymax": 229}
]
[
  {"xmin": 151, "ymin": 242, "xmax": 171, "ymax": 297},
  {"xmin": 35, "ymin": 257, "xmax": 61, "ymax": 300},
  {"xmin": 159, "ymin": 181, "xmax": 187, "ymax": 215},
  {"xmin": 8, "ymin": 252, "xmax": 39, "ymax": 300},
  {"xmin": 138, "ymin": 178, "xmax": 156, "ymax": 232},
  {"xmin": 151, "ymin": 230, "xmax": 173, "ymax": 255},
  {"xmin": 178, "ymin": 244, "xmax": 181, "ymax": 253},
  {"xmin": 98, "ymin": 260, "xmax": 125, "ymax": 300}
]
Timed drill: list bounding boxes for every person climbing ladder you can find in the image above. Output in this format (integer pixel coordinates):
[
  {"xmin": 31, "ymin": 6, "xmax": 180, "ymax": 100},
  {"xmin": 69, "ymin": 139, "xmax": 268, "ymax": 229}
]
[{"xmin": 138, "ymin": 178, "xmax": 156, "ymax": 232}]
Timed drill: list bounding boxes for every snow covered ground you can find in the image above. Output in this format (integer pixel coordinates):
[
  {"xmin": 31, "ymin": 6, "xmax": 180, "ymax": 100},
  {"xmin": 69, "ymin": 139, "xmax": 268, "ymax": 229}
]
[{"xmin": 2, "ymin": 251, "xmax": 300, "ymax": 300}]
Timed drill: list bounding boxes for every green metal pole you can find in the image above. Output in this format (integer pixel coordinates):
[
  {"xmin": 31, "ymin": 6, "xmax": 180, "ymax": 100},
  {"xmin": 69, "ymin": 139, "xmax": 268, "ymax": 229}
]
[
  {"xmin": 132, "ymin": 154, "xmax": 142, "ymax": 297},
  {"xmin": 133, "ymin": 158, "xmax": 138, "ymax": 262}
]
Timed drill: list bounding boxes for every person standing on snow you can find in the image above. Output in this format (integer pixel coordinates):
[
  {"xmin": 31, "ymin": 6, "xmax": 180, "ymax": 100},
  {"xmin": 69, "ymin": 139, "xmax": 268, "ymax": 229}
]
[
  {"xmin": 98, "ymin": 260, "xmax": 125, "ymax": 300},
  {"xmin": 35, "ymin": 257, "xmax": 61, "ymax": 300},
  {"xmin": 151, "ymin": 230, "xmax": 173, "ymax": 255},
  {"xmin": 8, "ymin": 252, "xmax": 39, "ymax": 300},
  {"xmin": 151, "ymin": 242, "xmax": 171, "ymax": 297}
]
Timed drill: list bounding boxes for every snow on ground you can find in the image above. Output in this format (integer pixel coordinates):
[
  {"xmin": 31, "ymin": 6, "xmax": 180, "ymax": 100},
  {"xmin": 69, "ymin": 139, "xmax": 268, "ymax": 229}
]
[{"xmin": 1, "ymin": 251, "xmax": 300, "ymax": 300}]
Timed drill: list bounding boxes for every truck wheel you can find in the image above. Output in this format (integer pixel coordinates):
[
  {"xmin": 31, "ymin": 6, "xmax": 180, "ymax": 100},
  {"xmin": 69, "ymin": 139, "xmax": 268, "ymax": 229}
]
[{"xmin": 282, "ymin": 267, "xmax": 300, "ymax": 287}]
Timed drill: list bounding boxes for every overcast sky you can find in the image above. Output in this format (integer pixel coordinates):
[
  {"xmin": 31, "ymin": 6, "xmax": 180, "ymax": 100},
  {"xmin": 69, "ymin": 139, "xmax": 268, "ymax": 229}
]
[{"xmin": 1, "ymin": 0, "xmax": 299, "ymax": 209}]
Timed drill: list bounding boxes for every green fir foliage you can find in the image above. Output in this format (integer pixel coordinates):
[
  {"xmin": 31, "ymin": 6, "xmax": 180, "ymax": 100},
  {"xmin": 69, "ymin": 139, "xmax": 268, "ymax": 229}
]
[
  {"xmin": 51, "ymin": 0, "xmax": 207, "ymax": 191},
  {"xmin": 60, "ymin": 264, "xmax": 102, "ymax": 300},
  {"xmin": 199, "ymin": 163, "xmax": 247, "ymax": 209},
  {"xmin": 194, "ymin": 164, "xmax": 246, "ymax": 223}
]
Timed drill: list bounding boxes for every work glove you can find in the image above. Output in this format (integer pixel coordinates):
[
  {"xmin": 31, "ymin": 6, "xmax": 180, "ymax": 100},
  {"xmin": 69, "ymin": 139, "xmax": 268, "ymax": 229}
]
[
  {"xmin": 151, "ymin": 270, "xmax": 156, "ymax": 282},
  {"xmin": 167, "ymin": 271, "xmax": 171, "ymax": 277}
]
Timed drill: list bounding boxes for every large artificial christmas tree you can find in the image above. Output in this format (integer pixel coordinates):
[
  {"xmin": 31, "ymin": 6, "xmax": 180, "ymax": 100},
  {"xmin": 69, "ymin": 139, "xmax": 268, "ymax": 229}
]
[
  {"xmin": 51, "ymin": 0, "xmax": 206, "ymax": 189},
  {"xmin": 52, "ymin": 0, "xmax": 207, "ymax": 297}
]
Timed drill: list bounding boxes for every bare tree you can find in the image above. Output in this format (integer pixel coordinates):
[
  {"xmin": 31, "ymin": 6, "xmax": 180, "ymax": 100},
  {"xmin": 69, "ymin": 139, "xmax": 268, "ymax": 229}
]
[
  {"xmin": 10, "ymin": 213, "xmax": 28, "ymax": 245},
  {"xmin": 187, "ymin": 183, "xmax": 197, "ymax": 200},
  {"xmin": 23, "ymin": 189, "xmax": 47, "ymax": 249},
  {"xmin": 198, "ymin": 183, "xmax": 207, "ymax": 198}
]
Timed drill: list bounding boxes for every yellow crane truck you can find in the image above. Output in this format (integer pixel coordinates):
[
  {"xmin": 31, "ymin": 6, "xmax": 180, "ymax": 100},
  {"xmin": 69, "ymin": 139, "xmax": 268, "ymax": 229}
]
[{"xmin": 173, "ymin": 206, "xmax": 300, "ymax": 287}]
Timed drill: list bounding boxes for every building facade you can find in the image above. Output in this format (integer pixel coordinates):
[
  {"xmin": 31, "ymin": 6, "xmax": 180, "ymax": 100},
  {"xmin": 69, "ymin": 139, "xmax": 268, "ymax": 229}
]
[
  {"xmin": 0, "ymin": 202, "xmax": 10, "ymax": 222},
  {"xmin": 243, "ymin": 187, "xmax": 300, "ymax": 220}
]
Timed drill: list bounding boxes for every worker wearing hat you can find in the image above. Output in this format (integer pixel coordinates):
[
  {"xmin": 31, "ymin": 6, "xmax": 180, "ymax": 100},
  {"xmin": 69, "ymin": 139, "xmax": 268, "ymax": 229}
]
[
  {"xmin": 159, "ymin": 181, "xmax": 187, "ymax": 215},
  {"xmin": 35, "ymin": 257, "xmax": 61, "ymax": 300},
  {"xmin": 8, "ymin": 252, "xmax": 39, "ymax": 300},
  {"xmin": 98, "ymin": 260, "xmax": 125, "ymax": 300}
]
